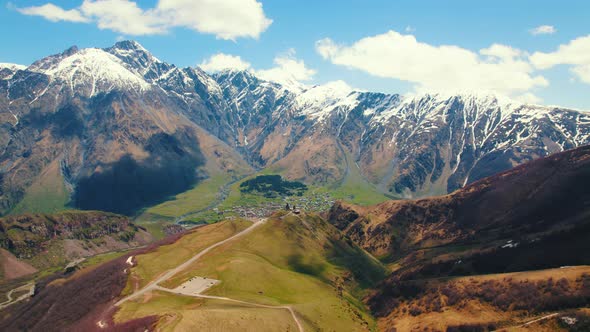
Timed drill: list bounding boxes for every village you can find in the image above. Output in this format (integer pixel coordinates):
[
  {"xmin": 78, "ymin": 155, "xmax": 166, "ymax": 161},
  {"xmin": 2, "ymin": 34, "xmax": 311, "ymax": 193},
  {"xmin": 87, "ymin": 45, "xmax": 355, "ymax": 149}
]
[{"xmin": 215, "ymin": 192, "xmax": 335, "ymax": 219}]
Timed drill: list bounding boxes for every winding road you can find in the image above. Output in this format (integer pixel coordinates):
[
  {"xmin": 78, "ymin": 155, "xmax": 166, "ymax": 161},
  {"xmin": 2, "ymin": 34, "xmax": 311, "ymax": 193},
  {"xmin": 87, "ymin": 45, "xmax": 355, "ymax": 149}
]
[
  {"xmin": 0, "ymin": 282, "xmax": 35, "ymax": 310},
  {"xmin": 115, "ymin": 218, "xmax": 266, "ymax": 306},
  {"xmin": 114, "ymin": 218, "xmax": 304, "ymax": 332}
]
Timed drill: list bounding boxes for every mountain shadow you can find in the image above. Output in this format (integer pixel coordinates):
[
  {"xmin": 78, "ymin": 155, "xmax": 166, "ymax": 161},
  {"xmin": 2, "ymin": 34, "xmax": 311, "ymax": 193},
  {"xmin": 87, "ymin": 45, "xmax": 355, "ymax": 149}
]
[{"xmin": 73, "ymin": 131, "xmax": 204, "ymax": 215}]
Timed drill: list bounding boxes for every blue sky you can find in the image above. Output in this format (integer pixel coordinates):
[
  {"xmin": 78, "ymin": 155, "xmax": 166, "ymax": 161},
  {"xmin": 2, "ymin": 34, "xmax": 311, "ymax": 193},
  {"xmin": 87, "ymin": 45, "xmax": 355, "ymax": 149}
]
[{"xmin": 1, "ymin": 0, "xmax": 589, "ymax": 109}]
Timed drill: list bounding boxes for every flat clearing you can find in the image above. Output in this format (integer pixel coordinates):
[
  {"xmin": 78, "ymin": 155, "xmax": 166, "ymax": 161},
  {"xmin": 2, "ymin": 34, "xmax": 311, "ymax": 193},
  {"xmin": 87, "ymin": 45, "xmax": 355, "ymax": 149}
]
[{"xmin": 168, "ymin": 277, "xmax": 220, "ymax": 296}]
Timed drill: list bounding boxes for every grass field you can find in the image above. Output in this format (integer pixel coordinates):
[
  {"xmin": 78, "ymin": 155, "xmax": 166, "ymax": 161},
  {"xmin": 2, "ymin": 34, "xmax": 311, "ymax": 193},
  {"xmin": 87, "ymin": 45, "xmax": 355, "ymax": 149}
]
[
  {"xmin": 327, "ymin": 151, "xmax": 393, "ymax": 206},
  {"xmin": 123, "ymin": 219, "xmax": 251, "ymax": 292},
  {"xmin": 145, "ymin": 174, "xmax": 232, "ymax": 218},
  {"xmin": 140, "ymin": 164, "xmax": 391, "ymax": 228},
  {"xmin": 116, "ymin": 291, "xmax": 298, "ymax": 332},
  {"xmin": 118, "ymin": 213, "xmax": 386, "ymax": 331}
]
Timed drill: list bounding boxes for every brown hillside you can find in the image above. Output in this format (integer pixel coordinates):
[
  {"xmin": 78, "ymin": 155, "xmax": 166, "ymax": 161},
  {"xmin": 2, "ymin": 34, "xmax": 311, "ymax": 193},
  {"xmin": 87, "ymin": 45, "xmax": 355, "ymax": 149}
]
[{"xmin": 329, "ymin": 145, "xmax": 590, "ymax": 258}]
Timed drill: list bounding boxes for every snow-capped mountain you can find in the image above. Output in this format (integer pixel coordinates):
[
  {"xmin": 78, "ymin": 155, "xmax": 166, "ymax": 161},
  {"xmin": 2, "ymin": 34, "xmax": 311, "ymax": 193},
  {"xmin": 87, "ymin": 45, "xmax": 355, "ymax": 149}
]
[
  {"xmin": 1, "ymin": 41, "xmax": 589, "ymax": 215},
  {"xmin": 0, "ymin": 63, "xmax": 26, "ymax": 80},
  {"xmin": 28, "ymin": 46, "xmax": 151, "ymax": 97},
  {"xmin": 211, "ymin": 70, "xmax": 590, "ymax": 197}
]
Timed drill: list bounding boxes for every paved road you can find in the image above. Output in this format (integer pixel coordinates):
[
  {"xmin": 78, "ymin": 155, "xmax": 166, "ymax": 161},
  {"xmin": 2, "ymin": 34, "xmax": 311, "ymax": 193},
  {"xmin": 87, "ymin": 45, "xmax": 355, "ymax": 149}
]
[{"xmin": 115, "ymin": 218, "xmax": 267, "ymax": 306}]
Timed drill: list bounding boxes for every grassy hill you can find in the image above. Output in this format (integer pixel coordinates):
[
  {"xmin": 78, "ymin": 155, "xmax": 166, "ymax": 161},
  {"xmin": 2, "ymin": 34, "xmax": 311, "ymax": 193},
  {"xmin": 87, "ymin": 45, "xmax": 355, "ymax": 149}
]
[{"xmin": 116, "ymin": 212, "xmax": 387, "ymax": 331}]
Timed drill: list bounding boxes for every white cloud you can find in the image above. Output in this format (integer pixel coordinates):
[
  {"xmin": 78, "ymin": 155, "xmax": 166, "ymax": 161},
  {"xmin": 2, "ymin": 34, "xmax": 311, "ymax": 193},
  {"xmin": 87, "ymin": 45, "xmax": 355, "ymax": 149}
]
[
  {"xmin": 80, "ymin": 0, "xmax": 165, "ymax": 35},
  {"xmin": 571, "ymin": 65, "xmax": 590, "ymax": 84},
  {"xmin": 256, "ymin": 49, "xmax": 316, "ymax": 85},
  {"xmin": 16, "ymin": 0, "xmax": 272, "ymax": 39},
  {"xmin": 529, "ymin": 25, "xmax": 557, "ymax": 35},
  {"xmin": 514, "ymin": 92, "xmax": 543, "ymax": 104},
  {"xmin": 199, "ymin": 53, "xmax": 252, "ymax": 72},
  {"xmin": 157, "ymin": 0, "xmax": 272, "ymax": 40},
  {"xmin": 199, "ymin": 49, "xmax": 316, "ymax": 91},
  {"xmin": 480, "ymin": 44, "xmax": 523, "ymax": 60},
  {"xmin": 405, "ymin": 25, "xmax": 415, "ymax": 33},
  {"xmin": 316, "ymin": 30, "xmax": 548, "ymax": 99},
  {"xmin": 17, "ymin": 3, "xmax": 89, "ymax": 23},
  {"xmin": 530, "ymin": 34, "xmax": 590, "ymax": 84}
]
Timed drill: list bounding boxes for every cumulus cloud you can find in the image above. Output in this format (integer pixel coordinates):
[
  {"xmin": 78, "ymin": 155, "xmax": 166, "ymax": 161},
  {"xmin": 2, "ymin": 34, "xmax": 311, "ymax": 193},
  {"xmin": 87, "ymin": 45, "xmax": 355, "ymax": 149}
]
[
  {"xmin": 529, "ymin": 25, "xmax": 557, "ymax": 35},
  {"xmin": 17, "ymin": 3, "xmax": 88, "ymax": 23},
  {"xmin": 80, "ymin": 0, "xmax": 165, "ymax": 35},
  {"xmin": 256, "ymin": 49, "xmax": 316, "ymax": 85},
  {"xmin": 157, "ymin": 0, "xmax": 272, "ymax": 40},
  {"xmin": 16, "ymin": 0, "xmax": 272, "ymax": 39},
  {"xmin": 530, "ymin": 34, "xmax": 590, "ymax": 83},
  {"xmin": 199, "ymin": 49, "xmax": 316, "ymax": 90},
  {"xmin": 316, "ymin": 30, "xmax": 548, "ymax": 98},
  {"xmin": 514, "ymin": 92, "xmax": 543, "ymax": 104},
  {"xmin": 199, "ymin": 53, "xmax": 252, "ymax": 72},
  {"xmin": 480, "ymin": 44, "xmax": 523, "ymax": 60},
  {"xmin": 570, "ymin": 65, "xmax": 590, "ymax": 84}
]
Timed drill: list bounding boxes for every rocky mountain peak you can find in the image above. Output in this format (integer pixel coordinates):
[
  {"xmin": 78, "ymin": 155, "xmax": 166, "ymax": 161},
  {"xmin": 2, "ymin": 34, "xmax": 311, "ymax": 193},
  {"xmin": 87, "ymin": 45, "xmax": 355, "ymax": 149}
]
[
  {"xmin": 110, "ymin": 40, "xmax": 147, "ymax": 52},
  {"xmin": 1, "ymin": 42, "xmax": 590, "ymax": 216},
  {"xmin": 62, "ymin": 45, "xmax": 80, "ymax": 57},
  {"xmin": 0, "ymin": 63, "xmax": 26, "ymax": 80},
  {"xmin": 104, "ymin": 40, "xmax": 172, "ymax": 82}
]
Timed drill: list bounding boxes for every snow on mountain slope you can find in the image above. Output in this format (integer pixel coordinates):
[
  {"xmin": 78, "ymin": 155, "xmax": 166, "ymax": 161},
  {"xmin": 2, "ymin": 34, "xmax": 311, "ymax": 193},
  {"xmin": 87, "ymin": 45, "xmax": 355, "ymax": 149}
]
[
  {"xmin": 0, "ymin": 63, "xmax": 27, "ymax": 80},
  {"xmin": 296, "ymin": 80, "xmax": 357, "ymax": 121},
  {"xmin": 2, "ymin": 40, "xmax": 590, "ymax": 212},
  {"xmin": 28, "ymin": 47, "xmax": 150, "ymax": 97},
  {"xmin": 0, "ymin": 63, "xmax": 26, "ymax": 71},
  {"xmin": 210, "ymin": 65, "xmax": 590, "ymax": 195}
]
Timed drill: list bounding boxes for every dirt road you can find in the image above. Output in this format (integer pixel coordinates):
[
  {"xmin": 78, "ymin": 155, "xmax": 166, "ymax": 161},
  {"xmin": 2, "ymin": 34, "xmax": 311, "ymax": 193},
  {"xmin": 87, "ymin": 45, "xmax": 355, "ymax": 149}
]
[
  {"xmin": 519, "ymin": 313, "xmax": 560, "ymax": 327},
  {"xmin": 0, "ymin": 282, "xmax": 35, "ymax": 310},
  {"xmin": 115, "ymin": 218, "xmax": 267, "ymax": 306},
  {"xmin": 114, "ymin": 217, "xmax": 304, "ymax": 331},
  {"xmin": 186, "ymin": 292, "xmax": 304, "ymax": 332}
]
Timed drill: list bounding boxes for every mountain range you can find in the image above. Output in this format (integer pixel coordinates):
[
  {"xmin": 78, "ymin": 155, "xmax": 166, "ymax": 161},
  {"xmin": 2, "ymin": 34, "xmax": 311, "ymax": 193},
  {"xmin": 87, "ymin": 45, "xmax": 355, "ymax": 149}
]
[
  {"xmin": 1, "ymin": 145, "xmax": 589, "ymax": 331},
  {"xmin": 1, "ymin": 40, "xmax": 589, "ymax": 215}
]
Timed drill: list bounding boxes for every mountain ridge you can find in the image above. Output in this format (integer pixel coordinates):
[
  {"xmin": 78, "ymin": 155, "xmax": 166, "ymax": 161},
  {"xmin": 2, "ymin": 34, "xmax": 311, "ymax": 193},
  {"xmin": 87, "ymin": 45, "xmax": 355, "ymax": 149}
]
[{"xmin": 1, "ymin": 40, "xmax": 589, "ymax": 215}]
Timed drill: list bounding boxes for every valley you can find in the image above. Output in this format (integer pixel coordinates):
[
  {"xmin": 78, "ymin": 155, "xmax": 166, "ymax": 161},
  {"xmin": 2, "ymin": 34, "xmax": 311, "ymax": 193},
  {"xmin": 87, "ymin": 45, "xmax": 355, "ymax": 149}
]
[
  {"xmin": 2, "ymin": 41, "xmax": 590, "ymax": 219},
  {"xmin": 0, "ymin": 40, "xmax": 589, "ymax": 332}
]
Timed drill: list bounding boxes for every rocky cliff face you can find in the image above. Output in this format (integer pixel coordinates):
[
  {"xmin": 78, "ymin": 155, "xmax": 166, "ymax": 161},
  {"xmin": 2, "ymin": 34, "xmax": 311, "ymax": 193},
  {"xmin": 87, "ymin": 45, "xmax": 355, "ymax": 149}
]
[
  {"xmin": 1, "ymin": 41, "xmax": 589, "ymax": 215},
  {"xmin": 211, "ymin": 76, "xmax": 590, "ymax": 197}
]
